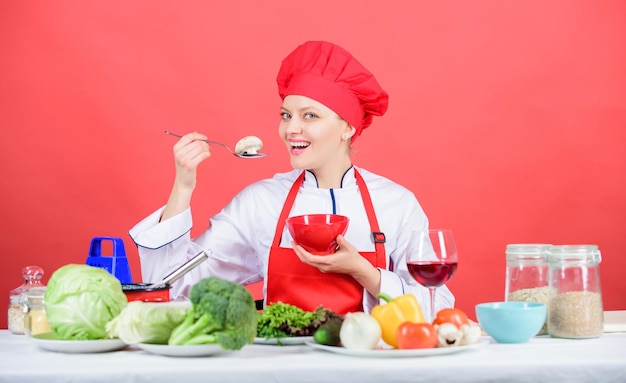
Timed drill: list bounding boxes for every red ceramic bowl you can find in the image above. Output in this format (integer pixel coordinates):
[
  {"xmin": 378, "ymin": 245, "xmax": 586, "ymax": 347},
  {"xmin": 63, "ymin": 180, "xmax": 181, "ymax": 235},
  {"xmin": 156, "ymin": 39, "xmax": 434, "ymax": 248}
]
[{"xmin": 286, "ymin": 214, "xmax": 349, "ymax": 255}]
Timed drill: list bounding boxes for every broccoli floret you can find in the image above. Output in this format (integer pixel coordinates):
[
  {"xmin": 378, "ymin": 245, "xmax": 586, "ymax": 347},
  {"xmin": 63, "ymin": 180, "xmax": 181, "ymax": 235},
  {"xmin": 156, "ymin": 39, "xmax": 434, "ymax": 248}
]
[{"xmin": 167, "ymin": 277, "xmax": 258, "ymax": 350}]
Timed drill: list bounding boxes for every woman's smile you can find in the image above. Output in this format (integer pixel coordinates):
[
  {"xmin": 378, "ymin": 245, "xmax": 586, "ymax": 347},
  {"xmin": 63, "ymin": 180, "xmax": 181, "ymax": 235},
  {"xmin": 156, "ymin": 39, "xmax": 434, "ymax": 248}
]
[{"xmin": 289, "ymin": 139, "xmax": 311, "ymax": 155}]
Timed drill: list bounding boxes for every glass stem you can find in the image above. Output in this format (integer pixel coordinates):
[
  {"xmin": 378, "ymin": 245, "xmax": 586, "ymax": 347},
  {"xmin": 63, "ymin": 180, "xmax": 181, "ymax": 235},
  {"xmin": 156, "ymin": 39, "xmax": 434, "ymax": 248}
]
[{"xmin": 429, "ymin": 287, "xmax": 437, "ymax": 322}]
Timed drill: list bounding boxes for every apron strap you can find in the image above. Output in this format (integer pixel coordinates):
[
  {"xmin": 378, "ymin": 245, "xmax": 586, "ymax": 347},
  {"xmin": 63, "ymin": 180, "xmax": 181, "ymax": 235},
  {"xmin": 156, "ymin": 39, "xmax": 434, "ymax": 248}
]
[
  {"xmin": 354, "ymin": 169, "xmax": 387, "ymax": 269},
  {"xmin": 271, "ymin": 171, "xmax": 305, "ymax": 248}
]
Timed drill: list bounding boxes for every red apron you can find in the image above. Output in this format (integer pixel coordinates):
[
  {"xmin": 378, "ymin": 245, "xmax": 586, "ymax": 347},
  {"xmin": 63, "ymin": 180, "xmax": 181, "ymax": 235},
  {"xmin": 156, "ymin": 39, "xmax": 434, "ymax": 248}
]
[{"xmin": 266, "ymin": 169, "xmax": 387, "ymax": 314}]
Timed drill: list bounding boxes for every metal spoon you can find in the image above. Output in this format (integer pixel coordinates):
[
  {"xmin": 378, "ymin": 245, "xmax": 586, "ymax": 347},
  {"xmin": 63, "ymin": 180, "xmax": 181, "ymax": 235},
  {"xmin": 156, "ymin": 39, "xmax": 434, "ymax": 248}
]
[{"xmin": 164, "ymin": 131, "xmax": 268, "ymax": 158}]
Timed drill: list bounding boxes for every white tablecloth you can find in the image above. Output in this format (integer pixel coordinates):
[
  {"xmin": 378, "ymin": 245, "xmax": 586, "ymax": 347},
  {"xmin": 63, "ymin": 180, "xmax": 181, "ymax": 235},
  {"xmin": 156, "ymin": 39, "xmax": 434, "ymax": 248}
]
[{"xmin": 0, "ymin": 331, "xmax": 625, "ymax": 383}]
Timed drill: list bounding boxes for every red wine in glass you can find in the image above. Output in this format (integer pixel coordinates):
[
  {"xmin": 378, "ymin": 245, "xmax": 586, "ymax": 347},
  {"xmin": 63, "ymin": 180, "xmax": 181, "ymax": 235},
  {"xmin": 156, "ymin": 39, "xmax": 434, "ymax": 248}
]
[
  {"xmin": 406, "ymin": 229, "xmax": 458, "ymax": 321},
  {"xmin": 407, "ymin": 261, "xmax": 458, "ymax": 288}
]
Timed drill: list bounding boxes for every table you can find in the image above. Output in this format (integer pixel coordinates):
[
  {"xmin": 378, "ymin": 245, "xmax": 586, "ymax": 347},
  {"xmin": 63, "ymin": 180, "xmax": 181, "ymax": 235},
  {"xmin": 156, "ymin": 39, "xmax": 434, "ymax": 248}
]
[{"xmin": 0, "ymin": 331, "xmax": 625, "ymax": 383}]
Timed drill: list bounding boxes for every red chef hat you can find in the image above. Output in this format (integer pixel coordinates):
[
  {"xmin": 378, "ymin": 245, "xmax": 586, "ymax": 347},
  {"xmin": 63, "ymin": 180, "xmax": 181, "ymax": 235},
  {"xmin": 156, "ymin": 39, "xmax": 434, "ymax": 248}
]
[{"xmin": 277, "ymin": 41, "xmax": 389, "ymax": 141}]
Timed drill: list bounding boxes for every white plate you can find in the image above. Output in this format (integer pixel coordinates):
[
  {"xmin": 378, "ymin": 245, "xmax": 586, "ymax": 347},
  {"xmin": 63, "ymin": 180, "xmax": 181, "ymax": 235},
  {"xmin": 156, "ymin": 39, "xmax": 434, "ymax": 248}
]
[
  {"xmin": 137, "ymin": 343, "xmax": 230, "ymax": 357},
  {"xmin": 306, "ymin": 338, "xmax": 489, "ymax": 357},
  {"xmin": 31, "ymin": 333, "xmax": 127, "ymax": 353},
  {"xmin": 254, "ymin": 336, "xmax": 314, "ymax": 345}
]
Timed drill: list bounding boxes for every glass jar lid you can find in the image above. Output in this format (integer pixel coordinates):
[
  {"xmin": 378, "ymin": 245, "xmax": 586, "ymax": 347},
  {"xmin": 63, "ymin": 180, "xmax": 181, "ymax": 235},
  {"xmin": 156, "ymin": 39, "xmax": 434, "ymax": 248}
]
[
  {"xmin": 506, "ymin": 244, "xmax": 552, "ymax": 262},
  {"xmin": 547, "ymin": 244, "xmax": 601, "ymax": 264},
  {"xmin": 9, "ymin": 266, "xmax": 46, "ymax": 308},
  {"xmin": 9, "ymin": 266, "xmax": 45, "ymax": 295}
]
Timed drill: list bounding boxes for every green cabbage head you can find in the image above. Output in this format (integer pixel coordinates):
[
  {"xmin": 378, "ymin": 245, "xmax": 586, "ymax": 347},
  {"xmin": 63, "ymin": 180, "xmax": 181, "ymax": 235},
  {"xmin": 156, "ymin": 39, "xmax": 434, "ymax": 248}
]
[
  {"xmin": 45, "ymin": 264, "xmax": 128, "ymax": 340},
  {"xmin": 106, "ymin": 301, "xmax": 190, "ymax": 344}
]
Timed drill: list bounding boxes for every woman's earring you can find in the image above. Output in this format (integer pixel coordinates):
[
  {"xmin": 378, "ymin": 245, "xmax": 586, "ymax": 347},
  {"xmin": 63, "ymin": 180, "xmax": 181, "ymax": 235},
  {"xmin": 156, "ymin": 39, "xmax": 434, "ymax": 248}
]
[{"xmin": 342, "ymin": 135, "xmax": 349, "ymax": 141}]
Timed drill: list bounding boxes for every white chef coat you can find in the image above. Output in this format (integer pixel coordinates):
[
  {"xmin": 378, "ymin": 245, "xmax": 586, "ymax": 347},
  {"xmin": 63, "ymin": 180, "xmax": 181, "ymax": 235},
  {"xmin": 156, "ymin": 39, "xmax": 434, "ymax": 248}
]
[{"xmin": 128, "ymin": 165, "xmax": 455, "ymax": 317}]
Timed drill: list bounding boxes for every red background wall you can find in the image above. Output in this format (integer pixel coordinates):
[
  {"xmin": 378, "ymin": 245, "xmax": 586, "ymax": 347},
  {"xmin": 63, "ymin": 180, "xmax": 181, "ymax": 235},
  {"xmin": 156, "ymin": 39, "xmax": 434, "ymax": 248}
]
[{"xmin": 1, "ymin": 1, "xmax": 625, "ymax": 328}]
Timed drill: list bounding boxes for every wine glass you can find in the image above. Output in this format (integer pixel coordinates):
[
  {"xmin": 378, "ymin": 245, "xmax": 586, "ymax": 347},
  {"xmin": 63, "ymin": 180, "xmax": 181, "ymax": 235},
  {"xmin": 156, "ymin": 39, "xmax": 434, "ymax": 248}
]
[{"xmin": 406, "ymin": 229, "xmax": 458, "ymax": 322}]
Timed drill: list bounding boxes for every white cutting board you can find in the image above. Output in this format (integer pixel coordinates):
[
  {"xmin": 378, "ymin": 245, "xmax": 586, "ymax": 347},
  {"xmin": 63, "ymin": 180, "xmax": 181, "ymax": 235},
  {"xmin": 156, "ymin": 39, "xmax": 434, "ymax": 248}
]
[{"xmin": 604, "ymin": 310, "xmax": 626, "ymax": 333}]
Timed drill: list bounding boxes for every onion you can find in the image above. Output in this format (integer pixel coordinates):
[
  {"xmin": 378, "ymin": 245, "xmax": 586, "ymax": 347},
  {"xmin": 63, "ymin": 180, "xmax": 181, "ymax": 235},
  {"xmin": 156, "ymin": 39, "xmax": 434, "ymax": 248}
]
[{"xmin": 339, "ymin": 312, "xmax": 382, "ymax": 349}]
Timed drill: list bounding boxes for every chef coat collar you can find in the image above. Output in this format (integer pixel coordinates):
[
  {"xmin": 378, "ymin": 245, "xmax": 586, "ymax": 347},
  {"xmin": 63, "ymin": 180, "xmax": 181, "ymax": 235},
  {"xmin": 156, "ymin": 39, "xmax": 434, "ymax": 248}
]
[{"xmin": 303, "ymin": 166, "xmax": 356, "ymax": 189}]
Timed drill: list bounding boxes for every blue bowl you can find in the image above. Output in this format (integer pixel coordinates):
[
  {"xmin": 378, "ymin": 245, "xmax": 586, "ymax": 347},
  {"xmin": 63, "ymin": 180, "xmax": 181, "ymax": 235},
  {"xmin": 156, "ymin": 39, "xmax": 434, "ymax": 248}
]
[{"xmin": 475, "ymin": 302, "xmax": 547, "ymax": 343}]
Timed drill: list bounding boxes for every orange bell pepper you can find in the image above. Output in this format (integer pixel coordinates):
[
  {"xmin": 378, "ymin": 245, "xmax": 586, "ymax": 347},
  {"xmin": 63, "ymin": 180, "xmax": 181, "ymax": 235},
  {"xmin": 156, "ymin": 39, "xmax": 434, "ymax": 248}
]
[{"xmin": 370, "ymin": 292, "xmax": 425, "ymax": 348}]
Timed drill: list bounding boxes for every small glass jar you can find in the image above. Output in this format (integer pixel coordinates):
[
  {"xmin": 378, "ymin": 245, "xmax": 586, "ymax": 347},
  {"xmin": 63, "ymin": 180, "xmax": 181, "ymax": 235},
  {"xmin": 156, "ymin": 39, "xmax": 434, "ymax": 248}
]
[
  {"xmin": 7, "ymin": 294, "xmax": 25, "ymax": 335},
  {"xmin": 7, "ymin": 266, "xmax": 45, "ymax": 335},
  {"xmin": 547, "ymin": 245, "xmax": 604, "ymax": 339},
  {"xmin": 24, "ymin": 287, "xmax": 50, "ymax": 337},
  {"xmin": 505, "ymin": 244, "xmax": 551, "ymax": 335}
]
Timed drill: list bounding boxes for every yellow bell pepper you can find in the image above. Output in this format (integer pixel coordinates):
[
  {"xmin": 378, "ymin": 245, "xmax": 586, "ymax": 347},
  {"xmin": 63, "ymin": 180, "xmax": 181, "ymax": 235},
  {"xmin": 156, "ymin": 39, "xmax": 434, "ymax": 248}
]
[{"xmin": 370, "ymin": 292, "xmax": 425, "ymax": 348}]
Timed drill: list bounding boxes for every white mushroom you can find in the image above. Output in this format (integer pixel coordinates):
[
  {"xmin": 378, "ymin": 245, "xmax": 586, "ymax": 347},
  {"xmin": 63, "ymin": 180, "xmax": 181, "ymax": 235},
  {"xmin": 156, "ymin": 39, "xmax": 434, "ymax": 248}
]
[
  {"xmin": 459, "ymin": 323, "xmax": 482, "ymax": 345},
  {"xmin": 235, "ymin": 136, "xmax": 263, "ymax": 155},
  {"xmin": 435, "ymin": 323, "xmax": 463, "ymax": 347}
]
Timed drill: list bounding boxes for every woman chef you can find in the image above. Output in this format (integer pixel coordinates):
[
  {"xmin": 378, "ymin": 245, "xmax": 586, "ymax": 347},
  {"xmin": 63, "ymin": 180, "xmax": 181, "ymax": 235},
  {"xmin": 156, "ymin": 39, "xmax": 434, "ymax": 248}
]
[{"xmin": 129, "ymin": 41, "xmax": 455, "ymax": 317}]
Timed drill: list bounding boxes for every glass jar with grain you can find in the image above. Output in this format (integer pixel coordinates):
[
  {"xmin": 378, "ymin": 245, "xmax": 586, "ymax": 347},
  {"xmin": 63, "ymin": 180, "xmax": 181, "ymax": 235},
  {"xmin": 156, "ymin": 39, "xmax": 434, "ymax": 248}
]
[
  {"xmin": 24, "ymin": 287, "xmax": 50, "ymax": 337},
  {"xmin": 547, "ymin": 245, "xmax": 604, "ymax": 339},
  {"xmin": 7, "ymin": 266, "xmax": 46, "ymax": 335},
  {"xmin": 505, "ymin": 244, "xmax": 551, "ymax": 335}
]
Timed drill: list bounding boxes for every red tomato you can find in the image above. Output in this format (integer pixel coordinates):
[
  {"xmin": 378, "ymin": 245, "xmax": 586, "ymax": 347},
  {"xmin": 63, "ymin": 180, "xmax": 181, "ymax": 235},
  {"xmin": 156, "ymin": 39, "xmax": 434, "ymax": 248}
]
[
  {"xmin": 433, "ymin": 308, "xmax": 470, "ymax": 328},
  {"xmin": 396, "ymin": 322, "xmax": 438, "ymax": 349}
]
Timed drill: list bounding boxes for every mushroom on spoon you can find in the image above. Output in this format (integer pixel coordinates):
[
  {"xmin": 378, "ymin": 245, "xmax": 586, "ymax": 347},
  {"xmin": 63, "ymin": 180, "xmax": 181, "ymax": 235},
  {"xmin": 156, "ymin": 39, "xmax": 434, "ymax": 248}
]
[{"xmin": 164, "ymin": 131, "xmax": 268, "ymax": 158}]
